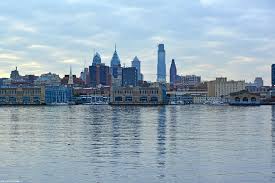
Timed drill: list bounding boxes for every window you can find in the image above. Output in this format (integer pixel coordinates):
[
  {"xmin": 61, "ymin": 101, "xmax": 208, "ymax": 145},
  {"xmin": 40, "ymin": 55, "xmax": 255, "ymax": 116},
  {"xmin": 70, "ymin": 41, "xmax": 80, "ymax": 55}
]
[
  {"xmin": 243, "ymin": 97, "xmax": 248, "ymax": 102},
  {"xmin": 151, "ymin": 97, "xmax": 158, "ymax": 102},
  {"xmin": 125, "ymin": 96, "xmax": 133, "ymax": 102},
  {"xmin": 251, "ymin": 97, "xmax": 257, "ymax": 103},
  {"xmin": 140, "ymin": 96, "xmax": 148, "ymax": 102},
  {"xmin": 235, "ymin": 97, "xmax": 240, "ymax": 102},
  {"xmin": 115, "ymin": 97, "xmax": 123, "ymax": 102}
]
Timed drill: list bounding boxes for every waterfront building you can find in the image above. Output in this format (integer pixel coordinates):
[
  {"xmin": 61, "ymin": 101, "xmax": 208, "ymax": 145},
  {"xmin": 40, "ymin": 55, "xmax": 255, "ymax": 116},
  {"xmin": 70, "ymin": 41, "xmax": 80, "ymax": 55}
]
[
  {"xmin": 272, "ymin": 64, "xmax": 275, "ymax": 86},
  {"xmin": 207, "ymin": 77, "xmax": 245, "ymax": 97},
  {"xmin": 22, "ymin": 75, "xmax": 39, "ymax": 84},
  {"xmin": 73, "ymin": 86, "xmax": 110, "ymax": 97},
  {"xmin": 45, "ymin": 86, "xmax": 72, "ymax": 104},
  {"xmin": 229, "ymin": 90, "xmax": 260, "ymax": 106},
  {"xmin": 167, "ymin": 92, "xmax": 193, "ymax": 105},
  {"xmin": 89, "ymin": 64, "xmax": 111, "ymax": 87},
  {"xmin": 177, "ymin": 75, "xmax": 201, "ymax": 89},
  {"xmin": 73, "ymin": 86, "xmax": 111, "ymax": 104},
  {"xmin": 131, "ymin": 56, "xmax": 143, "ymax": 81},
  {"xmin": 193, "ymin": 96, "xmax": 223, "ymax": 104},
  {"xmin": 0, "ymin": 78, "xmax": 8, "ymax": 87},
  {"xmin": 157, "ymin": 44, "xmax": 166, "ymax": 82},
  {"xmin": 122, "ymin": 67, "xmax": 138, "ymax": 87},
  {"xmin": 170, "ymin": 59, "xmax": 177, "ymax": 88},
  {"xmin": 0, "ymin": 86, "xmax": 45, "ymax": 105},
  {"xmin": 34, "ymin": 73, "xmax": 61, "ymax": 86},
  {"xmin": 110, "ymin": 84, "xmax": 167, "ymax": 105}
]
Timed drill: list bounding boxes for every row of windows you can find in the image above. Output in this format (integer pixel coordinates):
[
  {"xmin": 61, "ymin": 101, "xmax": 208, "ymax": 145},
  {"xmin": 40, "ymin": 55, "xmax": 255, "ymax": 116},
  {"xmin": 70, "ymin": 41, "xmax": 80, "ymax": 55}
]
[
  {"xmin": 0, "ymin": 90, "xmax": 40, "ymax": 95},
  {"xmin": 235, "ymin": 97, "xmax": 257, "ymax": 102},
  {"xmin": 114, "ymin": 90, "xmax": 159, "ymax": 95},
  {"xmin": 0, "ymin": 97, "xmax": 41, "ymax": 104},
  {"xmin": 115, "ymin": 96, "xmax": 159, "ymax": 102}
]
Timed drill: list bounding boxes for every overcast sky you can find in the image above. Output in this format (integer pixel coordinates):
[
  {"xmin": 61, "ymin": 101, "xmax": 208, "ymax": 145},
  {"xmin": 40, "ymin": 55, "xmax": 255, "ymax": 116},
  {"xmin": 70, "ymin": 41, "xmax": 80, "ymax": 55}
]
[{"xmin": 0, "ymin": 0, "xmax": 274, "ymax": 84}]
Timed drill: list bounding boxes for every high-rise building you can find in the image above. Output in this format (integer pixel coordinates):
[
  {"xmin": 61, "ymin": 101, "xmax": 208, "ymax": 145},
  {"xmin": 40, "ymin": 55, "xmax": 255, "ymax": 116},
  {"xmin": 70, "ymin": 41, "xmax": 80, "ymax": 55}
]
[
  {"xmin": 131, "ymin": 56, "xmax": 143, "ymax": 81},
  {"xmin": 89, "ymin": 64, "xmax": 111, "ymax": 87},
  {"xmin": 110, "ymin": 45, "xmax": 121, "ymax": 77},
  {"xmin": 272, "ymin": 64, "xmax": 275, "ymax": 86},
  {"xmin": 92, "ymin": 52, "xmax": 101, "ymax": 66},
  {"xmin": 157, "ymin": 44, "xmax": 166, "ymax": 82},
  {"xmin": 169, "ymin": 59, "xmax": 177, "ymax": 86},
  {"xmin": 68, "ymin": 66, "xmax": 74, "ymax": 86},
  {"xmin": 254, "ymin": 77, "xmax": 264, "ymax": 88},
  {"xmin": 122, "ymin": 67, "xmax": 138, "ymax": 87},
  {"xmin": 110, "ymin": 45, "xmax": 122, "ymax": 86},
  {"xmin": 80, "ymin": 67, "xmax": 89, "ymax": 85},
  {"xmin": 207, "ymin": 77, "xmax": 245, "ymax": 97}
]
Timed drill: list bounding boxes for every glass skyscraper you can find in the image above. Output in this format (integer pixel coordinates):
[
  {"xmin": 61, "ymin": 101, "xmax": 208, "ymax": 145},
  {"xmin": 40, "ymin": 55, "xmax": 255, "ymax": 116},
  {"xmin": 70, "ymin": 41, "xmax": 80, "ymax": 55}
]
[
  {"xmin": 272, "ymin": 64, "xmax": 275, "ymax": 86},
  {"xmin": 131, "ymin": 56, "xmax": 142, "ymax": 81},
  {"xmin": 170, "ymin": 59, "xmax": 177, "ymax": 86},
  {"xmin": 157, "ymin": 44, "xmax": 166, "ymax": 82}
]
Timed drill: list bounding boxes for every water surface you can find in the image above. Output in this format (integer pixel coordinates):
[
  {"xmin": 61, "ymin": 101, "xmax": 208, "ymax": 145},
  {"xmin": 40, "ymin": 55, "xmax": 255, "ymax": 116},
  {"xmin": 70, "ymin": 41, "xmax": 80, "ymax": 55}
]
[{"xmin": 0, "ymin": 105, "xmax": 274, "ymax": 183}]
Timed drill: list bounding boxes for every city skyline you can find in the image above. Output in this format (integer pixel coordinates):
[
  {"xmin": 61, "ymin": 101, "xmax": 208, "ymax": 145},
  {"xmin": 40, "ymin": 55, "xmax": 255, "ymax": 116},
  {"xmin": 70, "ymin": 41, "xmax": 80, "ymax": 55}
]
[{"xmin": 0, "ymin": 0, "xmax": 274, "ymax": 84}]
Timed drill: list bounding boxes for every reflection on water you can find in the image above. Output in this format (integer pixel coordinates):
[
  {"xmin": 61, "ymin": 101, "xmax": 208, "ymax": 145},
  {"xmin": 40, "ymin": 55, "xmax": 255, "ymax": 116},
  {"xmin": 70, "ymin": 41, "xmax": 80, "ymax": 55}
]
[{"xmin": 0, "ymin": 105, "xmax": 274, "ymax": 183}]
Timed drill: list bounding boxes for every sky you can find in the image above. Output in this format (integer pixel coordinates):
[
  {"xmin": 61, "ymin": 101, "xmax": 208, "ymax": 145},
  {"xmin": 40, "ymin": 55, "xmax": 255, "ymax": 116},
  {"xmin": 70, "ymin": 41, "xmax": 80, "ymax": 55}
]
[{"xmin": 0, "ymin": 0, "xmax": 274, "ymax": 84}]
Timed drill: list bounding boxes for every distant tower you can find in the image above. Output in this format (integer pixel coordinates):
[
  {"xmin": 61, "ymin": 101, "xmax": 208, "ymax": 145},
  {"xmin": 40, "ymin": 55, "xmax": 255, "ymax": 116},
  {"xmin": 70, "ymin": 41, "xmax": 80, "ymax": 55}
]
[
  {"xmin": 92, "ymin": 52, "xmax": 101, "ymax": 66},
  {"xmin": 272, "ymin": 64, "xmax": 275, "ymax": 87},
  {"xmin": 110, "ymin": 44, "xmax": 122, "ymax": 86},
  {"xmin": 170, "ymin": 59, "xmax": 177, "ymax": 86},
  {"xmin": 10, "ymin": 66, "xmax": 20, "ymax": 80},
  {"xmin": 68, "ymin": 66, "xmax": 74, "ymax": 86},
  {"xmin": 110, "ymin": 44, "xmax": 121, "ymax": 68},
  {"xmin": 132, "ymin": 56, "xmax": 142, "ymax": 81},
  {"xmin": 157, "ymin": 44, "xmax": 166, "ymax": 82}
]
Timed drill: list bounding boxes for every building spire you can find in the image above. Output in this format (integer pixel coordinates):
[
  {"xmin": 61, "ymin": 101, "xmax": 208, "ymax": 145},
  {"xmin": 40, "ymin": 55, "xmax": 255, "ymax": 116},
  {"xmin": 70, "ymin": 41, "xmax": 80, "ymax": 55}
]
[{"xmin": 68, "ymin": 65, "xmax": 74, "ymax": 86}]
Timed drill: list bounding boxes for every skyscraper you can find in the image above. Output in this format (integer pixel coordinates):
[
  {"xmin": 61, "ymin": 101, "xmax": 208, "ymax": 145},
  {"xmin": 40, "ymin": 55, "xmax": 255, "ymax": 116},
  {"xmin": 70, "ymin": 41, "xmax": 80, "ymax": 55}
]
[
  {"xmin": 272, "ymin": 64, "xmax": 275, "ymax": 86},
  {"xmin": 89, "ymin": 64, "xmax": 111, "ymax": 87},
  {"xmin": 92, "ymin": 52, "xmax": 101, "ymax": 66},
  {"xmin": 170, "ymin": 59, "xmax": 177, "ymax": 86},
  {"xmin": 131, "ymin": 56, "xmax": 142, "ymax": 81},
  {"xmin": 68, "ymin": 66, "xmax": 74, "ymax": 86},
  {"xmin": 122, "ymin": 67, "xmax": 138, "ymax": 87},
  {"xmin": 157, "ymin": 44, "xmax": 166, "ymax": 82},
  {"xmin": 110, "ymin": 45, "xmax": 122, "ymax": 86},
  {"xmin": 254, "ymin": 77, "xmax": 264, "ymax": 88}
]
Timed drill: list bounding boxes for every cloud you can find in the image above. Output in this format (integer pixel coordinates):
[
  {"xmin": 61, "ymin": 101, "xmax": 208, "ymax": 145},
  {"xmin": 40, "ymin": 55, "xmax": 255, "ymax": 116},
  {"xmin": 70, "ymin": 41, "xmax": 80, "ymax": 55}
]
[
  {"xmin": 228, "ymin": 56, "xmax": 256, "ymax": 64},
  {"xmin": 206, "ymin": 27, "xmax": 239, "ymax": 38},
  {"xmin": 11, "ymin": 22, "xmax": 37, "ymax": 33},
  {"xmin": 0, "ymin": 53, "xmax": 20, "ymax": 60}
]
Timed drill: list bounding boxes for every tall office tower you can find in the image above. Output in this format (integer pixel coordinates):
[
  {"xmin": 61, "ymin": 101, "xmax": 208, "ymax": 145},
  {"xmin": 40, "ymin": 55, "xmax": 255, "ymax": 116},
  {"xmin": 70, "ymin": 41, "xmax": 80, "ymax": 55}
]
[
  {"xmin": 110, "ymin": 45, "xmax": 122, "ymax": 86},
  {"xmin": 254, "ymin": 77, "xmax": 264, "ymax": 88},
  {"xmin": 89, "ymin": 64, "xmax": 111, "ymax": 87},
  {"xmin": 68, "ymin": 66, "xmax": 74, "ymax": 86},
  {"xmin": 122, "ymin": 67, "xmax": 138, "ymax": 87},
  {"xmin": 272, "ymin": 64, "xmax": 275, "ymax": 86},
  {"xmin": 169, "ymin": 59, "xmax": 177, "ymax": 86},
  {"xmin": 92, "ymin": 52, "xmax": 102, "ymax": 66},
  {"xmin": 131, "ymin": 56, "xmax": 142, "ymax": 81},
  {"xmin": 157, "ymin": 44, "xmax": 166, "ymax": 82}
]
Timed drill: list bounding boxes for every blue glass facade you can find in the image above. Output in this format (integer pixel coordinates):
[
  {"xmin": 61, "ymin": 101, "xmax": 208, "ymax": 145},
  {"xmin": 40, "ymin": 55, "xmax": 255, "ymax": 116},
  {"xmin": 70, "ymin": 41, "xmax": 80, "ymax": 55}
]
[
  {"xmin": 122, "ymin": 67, "xmax": 138, "ymax": 87},
  {"xmin": 45, "ymin": 86, "xmax": 72, "ymax": 104},
  {"xmin": 157, "ymin": 44, "xmax": 166, "ymax": 82},
  {"xmin": 272, "ymin": 64, "xmax": 275, "ymax": 86}
]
